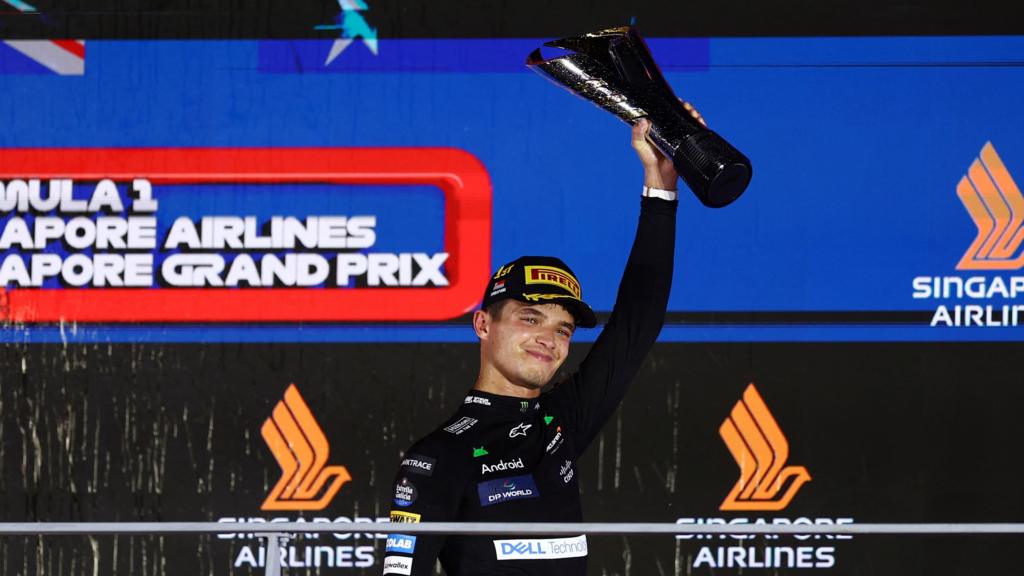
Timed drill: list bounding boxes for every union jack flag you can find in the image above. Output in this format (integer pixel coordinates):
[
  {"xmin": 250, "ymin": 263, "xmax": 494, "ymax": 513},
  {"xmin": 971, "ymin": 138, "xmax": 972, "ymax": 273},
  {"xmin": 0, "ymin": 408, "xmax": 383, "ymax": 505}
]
[{"xmin": 0, "ymin": 40, "xmax": 85, "ymax": 75}]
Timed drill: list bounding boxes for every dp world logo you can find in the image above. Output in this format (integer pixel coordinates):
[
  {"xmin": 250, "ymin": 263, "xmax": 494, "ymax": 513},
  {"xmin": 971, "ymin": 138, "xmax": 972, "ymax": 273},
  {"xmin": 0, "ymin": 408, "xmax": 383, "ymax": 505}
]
[
  {"xmin": 719, "ymin": 384, "xmax": 810, "ymax": 511},
  {"xmin": 957, "ymin": 142, "xmax": 1024, "ymax": 270}
]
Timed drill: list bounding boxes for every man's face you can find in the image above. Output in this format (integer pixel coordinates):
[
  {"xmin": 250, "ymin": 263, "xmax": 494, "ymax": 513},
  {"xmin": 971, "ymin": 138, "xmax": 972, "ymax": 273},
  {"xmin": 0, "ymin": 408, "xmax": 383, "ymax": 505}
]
[{"xmin": 477, "ymin": 300, "xmax": 576, "ymax": 390}]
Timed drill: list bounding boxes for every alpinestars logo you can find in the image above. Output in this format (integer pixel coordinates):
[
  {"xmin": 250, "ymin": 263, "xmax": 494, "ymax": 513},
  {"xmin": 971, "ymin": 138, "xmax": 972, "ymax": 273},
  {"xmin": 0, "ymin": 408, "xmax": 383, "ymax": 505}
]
[
  {"xmin": 719, "ymin": 384, "xmax": 810, "ymax": 511},
  {"xmin": 261, "ymin": 384, "xmax": 352, "ymax": 511},
  {"xmin": 912, "ymin": 142, "xmax": 1024, "ymax": 326}
]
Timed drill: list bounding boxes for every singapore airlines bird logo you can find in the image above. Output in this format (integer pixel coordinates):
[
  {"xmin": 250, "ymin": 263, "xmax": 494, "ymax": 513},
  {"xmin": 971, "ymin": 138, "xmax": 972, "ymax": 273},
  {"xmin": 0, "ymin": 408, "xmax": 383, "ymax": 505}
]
[
  {"xmin": 956, "ymin": 142, "xmax": 1024, "ymax": 270},
  {"xmin": 261, "ymin": 384, "xmax": 351, "ymax": 511},
  {"xmin": 719, "ymin": 384, "xmax": 811, "ymax": 511}
]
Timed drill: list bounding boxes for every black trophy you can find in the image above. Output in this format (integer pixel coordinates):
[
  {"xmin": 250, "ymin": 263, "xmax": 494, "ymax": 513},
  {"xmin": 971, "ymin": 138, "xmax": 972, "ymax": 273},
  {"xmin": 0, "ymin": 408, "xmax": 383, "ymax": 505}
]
[{"xmin": 527, "ymin": 26, "xmax": 752, "ymax": 208}]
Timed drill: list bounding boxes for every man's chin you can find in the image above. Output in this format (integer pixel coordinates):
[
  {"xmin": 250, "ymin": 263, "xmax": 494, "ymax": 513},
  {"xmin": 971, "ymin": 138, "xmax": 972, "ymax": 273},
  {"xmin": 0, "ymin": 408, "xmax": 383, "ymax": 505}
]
[
  {"xmin": 513, "ymin": 373, "xmax": 552, "ymax": 391},
  {"xmin": 521, "ymin": 357, "xmax": 561, "ymax": 385}
]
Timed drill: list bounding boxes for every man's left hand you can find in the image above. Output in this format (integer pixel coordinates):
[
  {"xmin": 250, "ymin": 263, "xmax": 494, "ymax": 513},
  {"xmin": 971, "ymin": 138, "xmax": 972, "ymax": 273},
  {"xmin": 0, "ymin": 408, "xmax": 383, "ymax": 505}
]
[{"xmin": 631, "ymin": 101, "xmax": 707, "ymax": 192}]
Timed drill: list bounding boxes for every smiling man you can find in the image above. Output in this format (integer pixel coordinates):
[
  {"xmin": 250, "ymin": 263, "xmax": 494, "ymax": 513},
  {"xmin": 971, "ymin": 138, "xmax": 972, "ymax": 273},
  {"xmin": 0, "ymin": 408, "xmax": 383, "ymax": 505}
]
[{"xmin": 383, "ymin": 113, "xmax": 696, "ymax": 576}]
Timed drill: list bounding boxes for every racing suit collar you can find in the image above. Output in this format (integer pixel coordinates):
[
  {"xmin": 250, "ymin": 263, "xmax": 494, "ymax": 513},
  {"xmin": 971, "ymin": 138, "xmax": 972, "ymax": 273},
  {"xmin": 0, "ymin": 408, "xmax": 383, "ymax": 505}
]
[{"xmin": 463, "ymin": 390, "xmax": 541, "ymax": 415}]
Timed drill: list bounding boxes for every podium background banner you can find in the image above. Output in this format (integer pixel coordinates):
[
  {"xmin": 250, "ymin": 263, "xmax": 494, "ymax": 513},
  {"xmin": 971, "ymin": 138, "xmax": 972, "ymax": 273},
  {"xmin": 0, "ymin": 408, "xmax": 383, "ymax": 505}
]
[
  {"xmin": 2, "ymin": 4, "xmax": 1024, "ymax": 573},
  {"xmin": 2, "ymin": 37, "xmax": 1024, "ymax": 340}
]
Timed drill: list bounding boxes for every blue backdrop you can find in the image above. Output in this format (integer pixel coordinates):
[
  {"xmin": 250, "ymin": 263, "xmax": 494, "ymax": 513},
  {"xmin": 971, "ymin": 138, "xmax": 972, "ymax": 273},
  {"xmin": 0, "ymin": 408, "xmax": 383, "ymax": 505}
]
[{"xmin": 2, "ymin": 36, "xmax": 1024, "ymax": 341}]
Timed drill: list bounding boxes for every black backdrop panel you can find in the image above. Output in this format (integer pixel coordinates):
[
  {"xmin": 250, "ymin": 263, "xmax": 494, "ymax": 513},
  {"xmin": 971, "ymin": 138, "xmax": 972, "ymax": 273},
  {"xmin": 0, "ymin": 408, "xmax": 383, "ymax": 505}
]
[
  {"xmin": 2, "ymin": 0, "xmax": 1023, "ymax": 38},
  {"xmin": 1, "ymin": 342, "xmax": 1022, "ymax": 575}
]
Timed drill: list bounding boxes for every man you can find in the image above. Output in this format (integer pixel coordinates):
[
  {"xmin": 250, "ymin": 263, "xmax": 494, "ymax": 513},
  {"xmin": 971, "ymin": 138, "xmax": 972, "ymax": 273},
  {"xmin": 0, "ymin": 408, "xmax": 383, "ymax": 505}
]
[{"xmin": 383, "ymin": 107, "xmax": 703, "ymax": 576}]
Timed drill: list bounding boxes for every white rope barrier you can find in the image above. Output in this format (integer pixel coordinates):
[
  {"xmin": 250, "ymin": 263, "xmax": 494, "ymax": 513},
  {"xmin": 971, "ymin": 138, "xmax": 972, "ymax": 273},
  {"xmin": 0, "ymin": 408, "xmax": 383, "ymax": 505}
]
[{"xmin": 1, "ymin": 522, "xmax": 1023, "ymax": 535}]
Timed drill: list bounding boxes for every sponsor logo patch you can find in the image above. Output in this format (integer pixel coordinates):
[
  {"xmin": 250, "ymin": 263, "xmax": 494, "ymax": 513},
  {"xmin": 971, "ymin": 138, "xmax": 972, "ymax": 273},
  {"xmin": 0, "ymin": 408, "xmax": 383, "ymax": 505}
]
[
  {"xmin": 473, "ymin": 446, "xmax": 489, "ymax": 458},
  {"xmin": 385, "ymin": 534, "xmax": 417, "ymax": 554},
  {"xmin": 393, "ymin": 478, "xmax": 417, "ymax": 507},
  {"xmin": 477, "ymin": 474, "xmax": 540, "ymax": 507},
  {"xmin": 508, "ymin": 422, "xmax": 531, "ymax": 438},
  {"xmin": 559, "ymin": 459, "xmax": 574, "ymax": 484},
  {"xmin": 400, "ymin": 454, "xmax": 436, "ymax": 477},
  {"xmin": 443, "ymin": 416, "xmax": 478, "ymax": 435},
  {"xmin": 545, "ymin": 426, "xmax": 564, "ymax": 454},
  {"xmin": 382, "ymin": 555, "xmax": 413, "ymax": 575},
  {"xmin": 464, "ymin": 395, "xmax": 492, "ymax": 406},
  {"xmin": 493, "ymin": 535, "xmax": 588, "ymax": 560},
  {"xmin": 524, "ymin": 265, "xmax": 582, "ymax": 299},
  {"xmin": 720, "ymin": 384, "xmax": 811, "ymax": 511},
  {"xmin": 389, "ymin": 511, "xmax": 421, "ymax": 523},
  {"xmin": 481, "ymin": 457, "xmax": 524, "ymax": 475}
]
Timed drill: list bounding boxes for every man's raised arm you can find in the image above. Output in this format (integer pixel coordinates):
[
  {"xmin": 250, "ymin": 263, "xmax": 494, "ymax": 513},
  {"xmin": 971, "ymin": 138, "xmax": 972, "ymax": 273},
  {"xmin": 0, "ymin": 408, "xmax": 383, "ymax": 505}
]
[{"xmin": 546, "ymin": 114, "xmax": 698, "ymax": 450}]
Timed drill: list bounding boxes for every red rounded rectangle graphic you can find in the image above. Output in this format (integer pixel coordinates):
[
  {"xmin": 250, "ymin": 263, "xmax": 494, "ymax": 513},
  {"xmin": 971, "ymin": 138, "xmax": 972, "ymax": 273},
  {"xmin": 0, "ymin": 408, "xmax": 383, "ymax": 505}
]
[{"xmin": 0, "ymin": 148, "xmax": 492, "ymax": 322}]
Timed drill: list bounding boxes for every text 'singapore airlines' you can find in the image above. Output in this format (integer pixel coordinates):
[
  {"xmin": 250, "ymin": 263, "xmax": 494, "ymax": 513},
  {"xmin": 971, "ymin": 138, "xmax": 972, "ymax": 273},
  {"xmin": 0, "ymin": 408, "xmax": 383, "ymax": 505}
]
[
  {"xmin": 913, "ymin": 142, "xmax": 1024, "ymax": 327},
  {"xmin": 217, "ymin": 384, "xmax": 384, "ymax": 571},
  {"xmin": 0, "ymin": 147, "xmax": 492, "ymax": 322},
  {"xmin": 678, "ymin": 384, "xmax": 854, "ymax": 570}
]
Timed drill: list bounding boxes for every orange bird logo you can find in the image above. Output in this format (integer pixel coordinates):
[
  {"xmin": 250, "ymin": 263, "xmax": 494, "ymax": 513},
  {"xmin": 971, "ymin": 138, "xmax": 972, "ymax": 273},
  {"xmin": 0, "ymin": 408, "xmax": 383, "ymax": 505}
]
[
  {"xmin": 957, "ymin": 142, "xmax": 1024, "ymax": 269},
  {"xmin": 719, "ymin": 384, "xmax": 811, "ymax": 511},
  {"xmin": 261, "ymin": 384, "xmax": 351, "ymax": 511}
]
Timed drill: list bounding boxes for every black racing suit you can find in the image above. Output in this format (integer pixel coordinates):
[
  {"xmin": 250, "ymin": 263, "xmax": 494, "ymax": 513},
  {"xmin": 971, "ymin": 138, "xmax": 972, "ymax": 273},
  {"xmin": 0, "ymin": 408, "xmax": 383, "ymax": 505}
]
[{"xmin": 384, "ymin": 197, "xmax": 676, "ymax": 576}]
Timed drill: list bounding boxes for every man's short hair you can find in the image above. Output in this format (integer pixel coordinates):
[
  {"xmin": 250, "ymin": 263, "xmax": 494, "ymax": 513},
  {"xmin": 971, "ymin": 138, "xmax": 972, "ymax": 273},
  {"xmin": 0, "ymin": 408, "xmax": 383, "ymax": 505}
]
[{"xmin": 483, "ymin": 299, "xmax": 513, "ymax": 321}]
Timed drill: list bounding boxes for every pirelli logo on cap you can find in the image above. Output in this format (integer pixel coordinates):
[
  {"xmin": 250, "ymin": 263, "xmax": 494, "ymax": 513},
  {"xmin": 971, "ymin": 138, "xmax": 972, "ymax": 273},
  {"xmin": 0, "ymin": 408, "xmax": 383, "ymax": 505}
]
[{"xmin": 524, "ymin": 265, "xmax": 581, "ymax": 299}]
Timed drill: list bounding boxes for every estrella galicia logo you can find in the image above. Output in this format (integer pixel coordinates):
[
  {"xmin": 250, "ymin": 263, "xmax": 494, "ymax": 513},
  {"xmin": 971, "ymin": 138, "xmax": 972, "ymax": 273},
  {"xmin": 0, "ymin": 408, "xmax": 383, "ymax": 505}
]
[
  {"xmin": 385, "ymin": 534, "xmax": 416, "ymax": 554},
  {"xmin": 477, "ymin": 474, "xmax": 539, "ymax": 507},
  {"xmin": 393, "ymin": 477, "xmax": 417, "ymax": 507}
]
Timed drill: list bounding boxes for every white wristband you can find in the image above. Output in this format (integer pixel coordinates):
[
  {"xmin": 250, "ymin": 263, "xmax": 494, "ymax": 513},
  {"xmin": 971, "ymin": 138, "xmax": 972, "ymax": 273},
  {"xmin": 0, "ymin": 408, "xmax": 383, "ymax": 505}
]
[{"xmin": 641, "ymin": 186, "xmax": 678, "ymax": 201}]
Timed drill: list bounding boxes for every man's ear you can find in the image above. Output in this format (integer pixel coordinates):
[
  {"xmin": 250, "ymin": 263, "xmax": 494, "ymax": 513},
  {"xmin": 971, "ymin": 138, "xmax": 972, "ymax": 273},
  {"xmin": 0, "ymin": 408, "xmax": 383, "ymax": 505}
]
[{"xmin": 472, "ymin": 309, "xmax": 490, "ymax": 340}]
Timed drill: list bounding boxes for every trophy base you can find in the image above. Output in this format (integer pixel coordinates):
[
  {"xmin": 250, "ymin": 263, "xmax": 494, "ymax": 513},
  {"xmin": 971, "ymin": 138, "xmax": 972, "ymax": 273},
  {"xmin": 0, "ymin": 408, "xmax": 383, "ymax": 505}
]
[
  {"xmin": 706, "ymin": 163, "xmax": 752, "ymax": 208},
  {"xmin": 672, "ymin": 129, "xmax": 752, "ymax": 208}
]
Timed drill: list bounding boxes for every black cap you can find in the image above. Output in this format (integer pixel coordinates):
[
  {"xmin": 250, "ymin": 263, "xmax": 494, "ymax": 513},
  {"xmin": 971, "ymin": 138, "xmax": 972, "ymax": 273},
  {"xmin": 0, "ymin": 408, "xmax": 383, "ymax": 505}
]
[{"xmin": 481, "ymin": 256, "xmax": 597, "ymax": 328}]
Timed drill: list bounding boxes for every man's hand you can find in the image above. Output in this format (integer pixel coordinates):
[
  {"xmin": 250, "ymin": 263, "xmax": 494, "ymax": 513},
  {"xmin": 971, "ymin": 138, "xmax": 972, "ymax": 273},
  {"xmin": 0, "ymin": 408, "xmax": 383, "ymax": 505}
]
[{"xmin": 631, "ymin": 101, "xmax": 706, "ymax": 192}]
